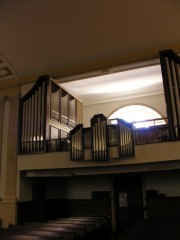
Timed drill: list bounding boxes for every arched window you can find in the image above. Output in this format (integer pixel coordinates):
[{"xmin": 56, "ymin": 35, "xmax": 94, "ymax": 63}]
[{"xmin": 109, "ymin": 105, "xmax": 166, "ymax": 128}]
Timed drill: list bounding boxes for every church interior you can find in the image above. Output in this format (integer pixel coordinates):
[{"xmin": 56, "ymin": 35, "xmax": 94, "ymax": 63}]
[{"xmin": 0, "ymin": 1, "xmax": 180, "ymax": 239}]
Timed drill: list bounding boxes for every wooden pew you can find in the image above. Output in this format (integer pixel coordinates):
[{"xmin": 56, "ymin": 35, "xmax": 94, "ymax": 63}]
[
  {"xmin": 48, "ymin": 220, "xmax": 95, "ymax": 233},
  {"xmin": 0, "ymin": 228, "xmax": 65, "ymax": 240},
  {"xmin": 0, "ymin": 232, "xmax": 60, "ymax": 240},
  {"xmin": 47, "ymin": 219, "xmax": 96, "ymax": 240},
  {"xmin": 7, "ymin": 225, "xmax": 75, "ymax": 240},
  {"xmin": 68, "ymin": 216, "xmax": 111, "ymax": 237},
  {"xmin": 57, "ymin": 218, "xmax": 102, "ymax": 228},
  {"xmin": 23, "ymin": 222, "xmax": 86, "ymax": 240},
  {"xmin": 43, "ymin": 225, "xmax": 84, "ymax": 238},
  {"xmin": 57, "ymin": 217, "xmax": 109, "ymax": 233},
  {"xmin": 65, "ymin": 216, "xmax": 109, "ymax": 226},
  {"xmin": 55, "ymin": 218, "xmax": 103, "ymax": 239},
  {"xmin": 55, "ymin": 216, "xmax": 111, "ymax": 240}
]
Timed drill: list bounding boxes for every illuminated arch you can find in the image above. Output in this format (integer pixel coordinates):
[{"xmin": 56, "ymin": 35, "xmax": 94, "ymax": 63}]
[{"xmin": 109, "ymin": 105, "xmax": 166, "ymax": 128}]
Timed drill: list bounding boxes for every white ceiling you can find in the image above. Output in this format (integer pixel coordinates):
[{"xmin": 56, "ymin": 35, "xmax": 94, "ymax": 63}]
[
  {"xmin": 60, "ymin": 64, "xmax": 163, "ymax": 105},
  {"xmin": 0, "ymin": 0, "xmax": 179, "ymax": 104}
]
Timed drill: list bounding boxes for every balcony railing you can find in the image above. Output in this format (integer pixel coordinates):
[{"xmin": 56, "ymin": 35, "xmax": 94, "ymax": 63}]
[
  {"xmin": 19, "ymin": 117, "xmax": 180, "ymax": 158},
  {"xmin": 20, "ymin": 138, "xmax": 70, "ymax": 154},
  {"xmin": 132, "ymin": 118, "xmax": 169, "ymax": 145}
]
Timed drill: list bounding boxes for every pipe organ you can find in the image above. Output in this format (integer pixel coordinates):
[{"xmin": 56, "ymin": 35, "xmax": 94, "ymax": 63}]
[
  {"xmin": 18, "ymin": 48, "xmax": 180, "ymax": 161},
  {"xmin": 18, "ymin": 76, "xmax": 135, "ymax": 161},
  {"xmin": 118, "ymin": 119, "xmax": 135, "ymax": 157},
  {"xmin": 160, "ymin": 49, "xmax": 180, "ymax": 140},
  {"xmin": 18, "ymin": 75, "xmax": 82, "ymax": 153},
  {"xmin": 70, "ymin": 114, "xmax": 135, "ymax": 161},
  {"xmin": 91, "ymin": 114, "xmax": 109, "ymax": 161},
  {"xmin": 70, "ymin": 124, "xmax": 84, "ymax": 161}
]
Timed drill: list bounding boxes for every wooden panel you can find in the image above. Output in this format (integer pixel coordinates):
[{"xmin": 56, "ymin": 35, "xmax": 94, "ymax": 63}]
[
  {"xmin": 147, "ymin": 197, "xmax": 180, "ymax": 218},
  {"xmin": 160, "ymin": 49, "xmax": 180, "ymax": 140},
  {"xmin": 70, "ymin": 124, "xmax": 84, "ymax": 161},
  {"xmin": 69, "ymin": 95, "xmax": 76, "ymax": 128},
  {"xmin": 60, "ymin": 88, "xmax": 68, "ymax": 126},
  {"xmin": 17, "ymin": 199, "xmax": 111, "ymax": 223},
  {"xmin": 114, "ymin": 176, "xmax": 143, "ymax": 233},
  {"xmin": 76, "ymin": 100, "xmax": 83, "ymax": 124},
  {"xmin": 50, "ymin": 81, "xmax": 60, "ymax": 121},
  {"xmin": 83, "ymin": 128, "xmax": 91, "ymax": 149},
  {"xmin": 19, "ymin": 75, "xmax": 82, "ymax": 154},
  {"xmin": 108, "ymin": 125, "xmax": 119, "ymax": 147},
  {"xmin": 0, "ymin": 98, "xmax": 5, "ymax": 159}
]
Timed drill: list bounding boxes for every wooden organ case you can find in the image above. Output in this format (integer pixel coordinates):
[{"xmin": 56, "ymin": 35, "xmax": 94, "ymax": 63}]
[
  {"xmin": 70, "ymin": 114, "xmax": 135, "ymax": 161},
  {"xmin": 160, "ymin": 49, "xmax": 180, "ymax": 140},
  {"xmin": 18, "ymin": 75, "xmax": 82, "ymax": 153},
  {"xmin": 17, "ymin": 49, "xmax": 180, "ymax": 161}
]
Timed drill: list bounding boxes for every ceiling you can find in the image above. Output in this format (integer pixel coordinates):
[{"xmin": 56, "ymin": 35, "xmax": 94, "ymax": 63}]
[
  {"xmin": 60, "ymin": 64, "xmax": 163, "ymax": 105},
  {"xmin": 0, "ymin": 0, "xmax": 180, "ymax": 104}
]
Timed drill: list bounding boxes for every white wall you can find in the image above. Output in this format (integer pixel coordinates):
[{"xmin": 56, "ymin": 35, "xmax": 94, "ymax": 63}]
[
  {"xmin": 19, "ymin": 176, "xmax": 33, "ymax": 201},
  {"xmin": 83, "ymin": 93, "xmax": 166, "ymax": 127},
  {"xmin": 45, "ymin": 170, "xmax": 180, "ymax": 201},
  {"xmin": 66, "ymin": 175, "xmax": 111, "ymax": 199},
  {"xmin": 19, "ymin": 169, "xmax": 180, "ymax": 202},
  {"xmin": 18, "ymin": 85, "xmax": 176, "ymax": 202},
  {"xmin": 46, "ymin": 175, "xmax": 111, "ymax": 200},
  {"xmin": 46, "ymin": 178, "xmax": 68, "ymax": 199},
  {"xmin": 21, "ymin": 83, "xmax": 34, "ymax": 97},
  {"xmin": 144, "ymin": 170, "xmax": 180, "ymax": 197}
]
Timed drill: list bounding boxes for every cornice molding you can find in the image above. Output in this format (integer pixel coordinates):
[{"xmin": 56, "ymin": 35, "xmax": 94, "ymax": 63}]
[
  {"xmin": 0, "ymin": 43, "xmax": 180, "ymax": 95},
  {"xmin": 0, "ymin": 96, "xmax": 6, "ymax": 104},
  {"xmin": 53, "ymin": 43, "xmax": 180, "ymax": 80}
]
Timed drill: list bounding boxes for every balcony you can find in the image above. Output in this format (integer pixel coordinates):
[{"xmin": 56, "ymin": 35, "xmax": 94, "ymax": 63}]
[{"xmin": 17, "ymin": 115, "xmax": 180, "ymax": 177}]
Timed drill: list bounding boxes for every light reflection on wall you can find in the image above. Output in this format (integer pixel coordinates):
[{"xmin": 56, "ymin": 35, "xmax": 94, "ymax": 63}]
[{"xmin": 109, "ymin": 105, "xmax": 166, "ymax": 128}]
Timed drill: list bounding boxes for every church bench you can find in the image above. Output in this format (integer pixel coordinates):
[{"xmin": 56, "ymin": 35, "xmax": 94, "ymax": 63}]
[
  {"xmin": 50, "ymin": 218, "xmax": 107, "ymax": 240},
  {"xmin": 47, "ymin": 220, "xmax": 95, "ymax": 236},
  {"xmin": 57, "ymin": 217, "xmax": 102, "ymax": 228},
  {"xmin": 65, "ymin": 216, "xmax": 109, "ymax": 226},
  {"xmin": 0, "ymin": 228, "xmax": 65, "ymax": 240},
  {"xmin": 48, "ymin": 220, "xmax": 95, "ymax": 233},
  {"xmin": 65, "ymin": 216, "xmax": 111, "ymax": 238},
  {"xmin": 22, "ymin": 222, "xmax": 87, "ymax": 239},
  {"xmin": 0, "ymin": 232, "xmax": 60, "ymax": 240}
]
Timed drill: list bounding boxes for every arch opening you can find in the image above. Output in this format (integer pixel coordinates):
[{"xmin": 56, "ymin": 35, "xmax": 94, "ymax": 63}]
[{"xmin": 109, "ymin": 105, "xmax": 166, "ymax": 128}]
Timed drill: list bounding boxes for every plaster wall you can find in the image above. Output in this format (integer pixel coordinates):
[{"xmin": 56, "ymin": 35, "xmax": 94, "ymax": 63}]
[{"xmin": 83, "ymin": 94, "xmax": 166, "ymax": 127}]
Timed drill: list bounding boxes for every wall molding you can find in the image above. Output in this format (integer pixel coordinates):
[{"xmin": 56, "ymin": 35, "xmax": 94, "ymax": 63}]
[{"xmin": 0, "ymin": 43, "xmax": 180, "ymax": 96}]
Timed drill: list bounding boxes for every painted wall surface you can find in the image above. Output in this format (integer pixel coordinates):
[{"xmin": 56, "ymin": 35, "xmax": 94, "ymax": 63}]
[
  {"xmin": 17, "ymin": 142, "xmax": 180, "ymax": 171},
  {"xmin": 19, "ymin": 175, "xmax": 33, "ymax": 201},
  {"xmin": 46, "ymin": 179, "xmax": 67, "ymax": 199},
  {"xmin": 46, "ymin": 175, "xmax": 111, "ymax": 199},
  {"xmin": 65, "ymin": 175, "xmax": 111, "ymax": 199},
  {"xmin": 0, "ymin": 96, "xmax": 19, "ymax": 227},
  {"xmin": 20, "ymin": 80, "xmax": 166, "ymax": 128},
  {"xmin": 18, "ymin": 170, "xmax": 180, "ymax": 202},
  {"xmin": 144, "ymin": 171, "xmax": 180, "ymax": 197},
  {"xmin": 15, "ymin": 82, "xmax": 180, "ymax": 217},
  {"xmin": 83, "ymin": 94, "xmax": 166, "ymax": 127},
  {"xmin": 46, "ymin": 171, "xmax": 180, "ymax": 200}
]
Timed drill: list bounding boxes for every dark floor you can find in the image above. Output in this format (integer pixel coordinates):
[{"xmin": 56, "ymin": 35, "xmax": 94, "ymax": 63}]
[{"xmin": 109, "ymin": 233, "xmax": 125, "ymax": 240}]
